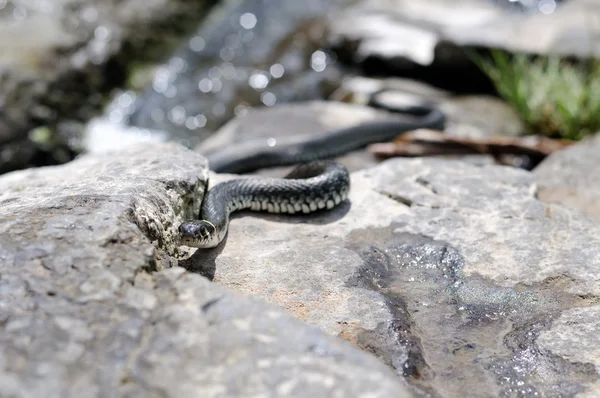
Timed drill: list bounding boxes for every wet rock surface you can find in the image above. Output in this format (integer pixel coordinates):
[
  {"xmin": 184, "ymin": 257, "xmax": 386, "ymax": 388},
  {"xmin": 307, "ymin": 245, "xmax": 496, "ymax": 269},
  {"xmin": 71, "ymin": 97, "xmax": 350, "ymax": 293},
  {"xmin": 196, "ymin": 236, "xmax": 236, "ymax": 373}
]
[
  {"xmin": 534, "ymin": 133, "xmax": 600, "ymax": 222},
  {"xmin": 0, "ymin": 143, "xmax": 414, "ymax": 397},
  {"xmin": 185, "ymin": 156, "xmax": 600, "ymax": 396}
]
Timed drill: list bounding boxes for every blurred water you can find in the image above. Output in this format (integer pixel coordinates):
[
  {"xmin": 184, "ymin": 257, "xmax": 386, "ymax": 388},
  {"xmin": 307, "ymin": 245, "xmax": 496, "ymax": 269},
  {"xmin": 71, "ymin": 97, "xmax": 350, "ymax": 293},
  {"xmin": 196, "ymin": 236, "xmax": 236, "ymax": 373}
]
[{"xmin": 123, "ymin": 0, "xmax": 355, "ymax": 148}]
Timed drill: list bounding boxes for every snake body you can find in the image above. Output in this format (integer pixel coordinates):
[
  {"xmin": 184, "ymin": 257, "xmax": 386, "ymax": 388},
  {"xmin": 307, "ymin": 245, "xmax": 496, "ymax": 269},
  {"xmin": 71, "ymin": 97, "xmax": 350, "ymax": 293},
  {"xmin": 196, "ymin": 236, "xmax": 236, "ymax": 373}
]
[
  {"xmin": 178, "ymin": 91, "xmax": 446, "ymax": 248},
  {"xmin": 178, "ymin": 160, "xmax": 350, "ymax": 248},
  {"xmin": 206, "ymin": 100, "xmax": 445, "ymax": 174}
]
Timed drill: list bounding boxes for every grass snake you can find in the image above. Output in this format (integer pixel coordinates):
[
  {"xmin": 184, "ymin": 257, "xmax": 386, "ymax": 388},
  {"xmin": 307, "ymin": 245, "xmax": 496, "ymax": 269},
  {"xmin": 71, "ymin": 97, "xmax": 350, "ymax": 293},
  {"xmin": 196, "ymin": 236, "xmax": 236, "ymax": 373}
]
[{"xmin": 178, "ymin": 90, "xmax": 446, "ymax": 248}]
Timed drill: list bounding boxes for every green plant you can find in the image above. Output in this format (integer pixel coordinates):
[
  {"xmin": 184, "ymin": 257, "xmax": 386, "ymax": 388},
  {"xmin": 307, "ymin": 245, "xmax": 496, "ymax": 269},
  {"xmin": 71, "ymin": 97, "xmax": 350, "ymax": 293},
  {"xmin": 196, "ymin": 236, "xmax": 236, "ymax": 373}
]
[{"xmin": 470, "ymin": 49, "xmax": 600, "ymax": 140}]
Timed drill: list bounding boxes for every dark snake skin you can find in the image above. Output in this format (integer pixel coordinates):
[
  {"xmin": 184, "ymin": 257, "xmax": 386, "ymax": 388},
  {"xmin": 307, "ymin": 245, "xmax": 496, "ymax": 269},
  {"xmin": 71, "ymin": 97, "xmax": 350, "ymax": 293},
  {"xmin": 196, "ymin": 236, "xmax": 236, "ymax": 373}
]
[{"xmin": 178, "ymin": 160, "xmax": 350, "ymax": 248}]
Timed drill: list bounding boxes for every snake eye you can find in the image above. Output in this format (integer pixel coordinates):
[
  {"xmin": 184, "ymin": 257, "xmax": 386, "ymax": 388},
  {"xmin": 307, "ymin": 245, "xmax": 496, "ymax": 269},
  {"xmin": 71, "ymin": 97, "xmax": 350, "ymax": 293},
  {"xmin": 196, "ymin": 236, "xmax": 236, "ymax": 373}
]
[
  {"xmin": 198, "ymin": 221, "xmax": 215, "ymax": 240},
  {"xmin": 200, "ymin": 226, "xmax": 209, "ymax": 239}
]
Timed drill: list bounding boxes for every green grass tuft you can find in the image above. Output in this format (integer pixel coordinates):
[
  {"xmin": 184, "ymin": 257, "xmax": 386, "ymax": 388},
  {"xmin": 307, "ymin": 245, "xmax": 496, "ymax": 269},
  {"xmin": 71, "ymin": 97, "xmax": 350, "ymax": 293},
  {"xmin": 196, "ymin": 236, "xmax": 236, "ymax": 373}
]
[{"xmin": 470, "ymin": 49, "xmax": 600, "ymax": 140}]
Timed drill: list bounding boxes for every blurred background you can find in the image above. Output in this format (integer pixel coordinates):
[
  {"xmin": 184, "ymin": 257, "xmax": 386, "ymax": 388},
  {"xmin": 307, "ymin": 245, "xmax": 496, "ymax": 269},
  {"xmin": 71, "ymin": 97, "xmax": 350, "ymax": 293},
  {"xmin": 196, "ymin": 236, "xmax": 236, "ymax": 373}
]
[{"xmin": 1, "ymin": 0, "xmax": 598, "ymax": 175}]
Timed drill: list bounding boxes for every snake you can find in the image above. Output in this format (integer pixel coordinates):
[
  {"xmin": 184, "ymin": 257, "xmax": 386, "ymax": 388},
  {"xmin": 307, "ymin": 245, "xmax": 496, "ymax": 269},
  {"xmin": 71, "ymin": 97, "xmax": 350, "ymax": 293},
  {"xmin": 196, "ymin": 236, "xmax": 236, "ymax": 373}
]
[{"xmin": 178, "ymin": 90, "xmax": 446, "ymax": 248}]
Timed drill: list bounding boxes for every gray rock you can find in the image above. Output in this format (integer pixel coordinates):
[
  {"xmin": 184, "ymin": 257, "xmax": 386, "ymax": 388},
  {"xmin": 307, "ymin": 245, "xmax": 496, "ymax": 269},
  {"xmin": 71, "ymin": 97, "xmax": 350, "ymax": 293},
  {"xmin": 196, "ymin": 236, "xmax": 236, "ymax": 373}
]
[
  {"xmin": 536, "ymin": 305, "xmax": 600, "ymax": 397},
  {"xmin": 0, "ymin": 0, "xmax": 216, "ymax": 173},
  {"xmin": 538, "ymin": 306, "xmax": 600, "ymax": 370},
  {"xmin": 534, "ymin": 133, "xmax": 600, "ymax": 222},
  {"xmin": 0, "ymin": 143, "xmax": 413, "ymax": 397},
  {"xmin": 191, "ymin": 157, "xmax": 600, "ymax": 396},
  {"xmin": 328, "ymin": 0, "xmax": 600, "ymax": 67}
]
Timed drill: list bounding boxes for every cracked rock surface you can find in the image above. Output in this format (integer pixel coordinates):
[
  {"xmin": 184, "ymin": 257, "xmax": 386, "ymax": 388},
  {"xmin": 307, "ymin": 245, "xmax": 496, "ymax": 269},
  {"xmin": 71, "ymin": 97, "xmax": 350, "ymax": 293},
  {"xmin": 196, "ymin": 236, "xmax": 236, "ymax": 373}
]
[
  {"xmin": 0, "ymin": 143, "xmax": 411, "ymax": 397},
  {"xmin": 188, "ymin": 156, "xmax": 600, "ymax": 396}
]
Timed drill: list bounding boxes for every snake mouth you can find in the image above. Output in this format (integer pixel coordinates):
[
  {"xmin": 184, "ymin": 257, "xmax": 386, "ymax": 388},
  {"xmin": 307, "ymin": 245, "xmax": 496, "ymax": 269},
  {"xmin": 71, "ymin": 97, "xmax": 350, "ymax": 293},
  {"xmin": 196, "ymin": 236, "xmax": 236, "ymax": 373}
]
[{"xmin": 178, "ymin": 236, "xmax": 200, "ymax": 248}]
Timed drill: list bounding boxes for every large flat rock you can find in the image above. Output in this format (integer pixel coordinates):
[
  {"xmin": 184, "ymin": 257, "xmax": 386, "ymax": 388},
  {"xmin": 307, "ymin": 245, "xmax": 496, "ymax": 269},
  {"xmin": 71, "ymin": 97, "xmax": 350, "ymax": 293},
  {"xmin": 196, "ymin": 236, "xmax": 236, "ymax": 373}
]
[
  {"xmin": 0, "ymin": 143, "xmax": 412, "ymax": 397},
  {"xmin": 192, "ymin": 156, "xmax": 600, "ymax": 396}
]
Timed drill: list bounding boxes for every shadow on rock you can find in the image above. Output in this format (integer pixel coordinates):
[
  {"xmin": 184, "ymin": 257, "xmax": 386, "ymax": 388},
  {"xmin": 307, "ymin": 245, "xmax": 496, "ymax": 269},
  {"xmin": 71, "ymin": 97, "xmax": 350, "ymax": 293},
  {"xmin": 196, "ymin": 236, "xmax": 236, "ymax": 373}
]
[
  {"xmin": 177, "ymin": 200, "xmax": 350, "ymax": 279},
  {"xmin": 178, "ymin": 234, "xmax": 228, "ymax": 280}
]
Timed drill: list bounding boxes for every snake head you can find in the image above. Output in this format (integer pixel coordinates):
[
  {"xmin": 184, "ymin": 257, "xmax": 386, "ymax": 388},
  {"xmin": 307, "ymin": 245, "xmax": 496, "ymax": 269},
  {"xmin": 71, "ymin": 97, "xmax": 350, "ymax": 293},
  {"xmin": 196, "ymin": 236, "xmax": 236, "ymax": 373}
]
[{"xmin": 178, "ymin": 220, "xmax": 220, "ymax": 248}]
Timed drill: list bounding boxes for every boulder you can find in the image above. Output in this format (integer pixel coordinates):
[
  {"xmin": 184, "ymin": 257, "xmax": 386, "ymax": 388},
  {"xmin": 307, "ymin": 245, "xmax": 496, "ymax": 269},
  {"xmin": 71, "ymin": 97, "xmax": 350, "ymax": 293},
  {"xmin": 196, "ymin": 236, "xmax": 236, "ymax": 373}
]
[{"xmin": 0, "ymin": 143, "xmax": 412, "ymax": 397}]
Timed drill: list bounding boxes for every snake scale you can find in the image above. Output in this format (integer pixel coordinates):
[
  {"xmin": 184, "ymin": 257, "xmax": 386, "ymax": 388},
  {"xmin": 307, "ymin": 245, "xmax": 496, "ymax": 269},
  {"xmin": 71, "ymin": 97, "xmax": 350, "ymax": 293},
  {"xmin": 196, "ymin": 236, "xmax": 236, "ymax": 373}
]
[{"xmin": 178, "ymin": 90, "xmax": 446, "ymax": 248}]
